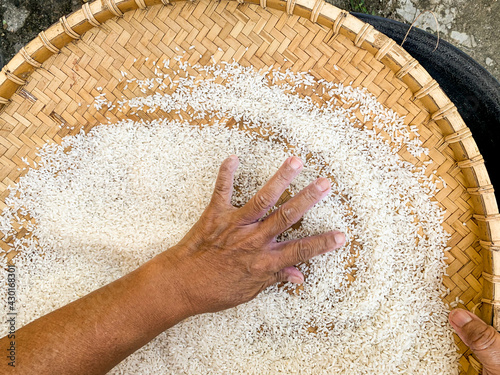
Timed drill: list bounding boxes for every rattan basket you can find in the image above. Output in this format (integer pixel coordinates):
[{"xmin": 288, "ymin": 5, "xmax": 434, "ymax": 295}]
[{"xmin": 0, "ymin": 0, "xmax": 499, "ymax": 373}]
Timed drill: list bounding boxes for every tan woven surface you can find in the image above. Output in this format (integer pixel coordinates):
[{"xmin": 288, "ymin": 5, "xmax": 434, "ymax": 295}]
[{"xmin": 1, "ymin": 0, "xmax": 499, "ymax": 373}]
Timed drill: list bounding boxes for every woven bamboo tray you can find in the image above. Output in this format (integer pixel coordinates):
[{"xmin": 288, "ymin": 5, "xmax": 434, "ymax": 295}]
[{"xmin": 0, "ymin": 0, "xmax": 499, "ymax": 373}]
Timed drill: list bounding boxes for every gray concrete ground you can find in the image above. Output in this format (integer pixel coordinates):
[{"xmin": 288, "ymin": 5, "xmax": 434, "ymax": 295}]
[
  {"xmin": 0, "ymin": 0, "xmax": 499, "ymax": 81},
  {"xmin": 330, "ymin": 0, "xmax": 500, "ymax": 81}
]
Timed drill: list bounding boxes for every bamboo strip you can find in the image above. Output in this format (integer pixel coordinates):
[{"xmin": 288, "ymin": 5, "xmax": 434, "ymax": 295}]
[{"xmin": 0, "ymin": 1, "xmax": 498, "ymax": 373}]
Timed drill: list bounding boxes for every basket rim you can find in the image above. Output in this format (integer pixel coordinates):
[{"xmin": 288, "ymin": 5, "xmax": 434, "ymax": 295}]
[{"xmin": 1, "ymin": 0, "xmax": 499, "ymax": 370}]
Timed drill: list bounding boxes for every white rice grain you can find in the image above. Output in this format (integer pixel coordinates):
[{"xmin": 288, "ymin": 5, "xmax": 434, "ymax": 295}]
[{"xmin": 0, "ymin": 61, "xmax": 458, "ymax": 374}]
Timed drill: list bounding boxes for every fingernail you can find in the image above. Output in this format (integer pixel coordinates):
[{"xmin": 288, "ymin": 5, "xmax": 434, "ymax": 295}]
[
  {"xmin": 334, "ymin": 232, "xmax": 345, "ymax": 245},
  {"xmin": 289, "ymin": 157, "xmax": 302, "ymax": 170},
  {"xmin": 229, "ymin": 155, "xmax": 238, "ymax": 160},
  {"xmin": 288, "ymin": 274, "xmax": 304, "ymax": 284},
  {"xmin": 316, "ymin": 178, "xmax": 330, "ymax": 192},
  {"xmin": 450, "ymin": 309, "xmax": 473, "ymax": 328}
]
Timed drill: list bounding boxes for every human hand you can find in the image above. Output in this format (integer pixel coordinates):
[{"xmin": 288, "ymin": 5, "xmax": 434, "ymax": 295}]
[
  {"xmin": 158, "ymin": 155, "xmax": 345, "ymax": 316},
  {"xmin": 449, "ymin": 308, "xmax": 500, "ymax": 374},
  {"xmin": 4, "ymin": 155, "xmax": 344, "ymax": 374}
]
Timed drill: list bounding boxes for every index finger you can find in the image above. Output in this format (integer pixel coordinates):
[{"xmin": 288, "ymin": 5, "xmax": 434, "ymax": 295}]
[
  {"xmin": 237, "ymin": 157, "xmax": 303, "ymax": 224},
  {"xmin": 272, "ymin": 231, "xmax": 346, "ymax": 270},
  {"xmin": 262, "ymin": 177, "xmax": 331, "ymax": 238}
]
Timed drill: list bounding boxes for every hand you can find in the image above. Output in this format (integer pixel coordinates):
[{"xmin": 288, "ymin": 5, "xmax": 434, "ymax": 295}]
[
  {"xmin": 449, "ymin": 308, "xmax": 500, "ymax": 374},
  {"xmin": 2, "ymin": 156, "xmax": 345, "ymax": 375},
  {"xmin": 158, "ymin": 155, "xmax": 345, "ymax": 316}
]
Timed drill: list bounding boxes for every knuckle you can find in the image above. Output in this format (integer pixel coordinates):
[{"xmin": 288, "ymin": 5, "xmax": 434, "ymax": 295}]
[
  {"xmin": 470, "ymin": 325, "xmax": 498, "ymax": 351},
  {"xmin": 277, "ymin": 206, "xmax": 299, "ymax": 226},
  {"xmin": 274, "ymin": 269, "xmax": 287, "ymax": 283},
  {"xmin": 251, "ymin": 256, "xmax": 272, "ymax": 275},
  {"xmin": 275, "ymin": 170, "xmax": 290, "ymax": 185},
  {"xmin": 239, "ymin": 231, "xmax": 264, "ymax": 251},
  {"xmin": 254, "ymin": 191, "xmax": 274, "ymax": 212},
  {"xmin": 214, "ymin": 182, "xmax": 230, "ymax": 196},
  {"xmin": 293, "ymin": 241, "xmax": 315, "ymax": 263},
  {"xmin": 322, "ymin": 232, "xmax": 336, "ymax": 250},
  {"xmin": 219, "ymin": 161, "xmax": 233, "ymax": 174},
  {"xmin": 304, "ymin": 185, "xmax": 320, "ymax": 202}
]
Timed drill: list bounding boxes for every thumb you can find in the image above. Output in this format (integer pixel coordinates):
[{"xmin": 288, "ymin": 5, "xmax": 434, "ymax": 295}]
[{"xmin": 449, "ymin": 308, "xmax": 500, "ymax": 373}]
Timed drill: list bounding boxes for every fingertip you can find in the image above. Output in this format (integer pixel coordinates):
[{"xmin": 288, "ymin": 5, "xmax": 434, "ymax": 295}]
[
  {"xmin": 289, "ymin": 156, "xmax": 303, "ymax": 171},
  {"xmin": 334, "ymin": 231, "xmax": 345, "ymax": 247},
  {"xmin": 224, "ymin": 155, "xmax": 240, "ymax": 169},
  {"xmin": 315, "ymin": 177, "xmax": 331, "ymax": 192},
  {"xmin": 228, "ymin": 155, "xmax": 239, "ymax": 164},
  {"xmin": 322, "ymin": 231, "xmax": 345, "ymax": 253}
]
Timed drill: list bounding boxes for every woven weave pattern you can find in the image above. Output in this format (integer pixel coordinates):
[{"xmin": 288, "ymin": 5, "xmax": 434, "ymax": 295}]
[{"xmin": 0, "ymin": 0, "xmax": 497, "ymax": 373}]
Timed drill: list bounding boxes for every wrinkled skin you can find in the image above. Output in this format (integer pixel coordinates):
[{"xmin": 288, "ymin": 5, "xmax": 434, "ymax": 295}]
[
  {"xmin": 160, "ymin": 155, "xmax": 345, "ymax": 315},
  {"xmin": 2, "ymin": 155, "xmax": 500, "ymax": 375},
  {"xmin": 449, "ymin": 309, "xmax": 500, "ymax": 374},
  {"xmin": 0, "ymin": 155, "xmax": 346, "ymax": 375}
]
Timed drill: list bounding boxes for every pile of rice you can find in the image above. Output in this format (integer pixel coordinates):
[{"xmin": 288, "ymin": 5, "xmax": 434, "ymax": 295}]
[{"xmin": 0, "ymin": 58, "xmax": 459, "ymax": 374}]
